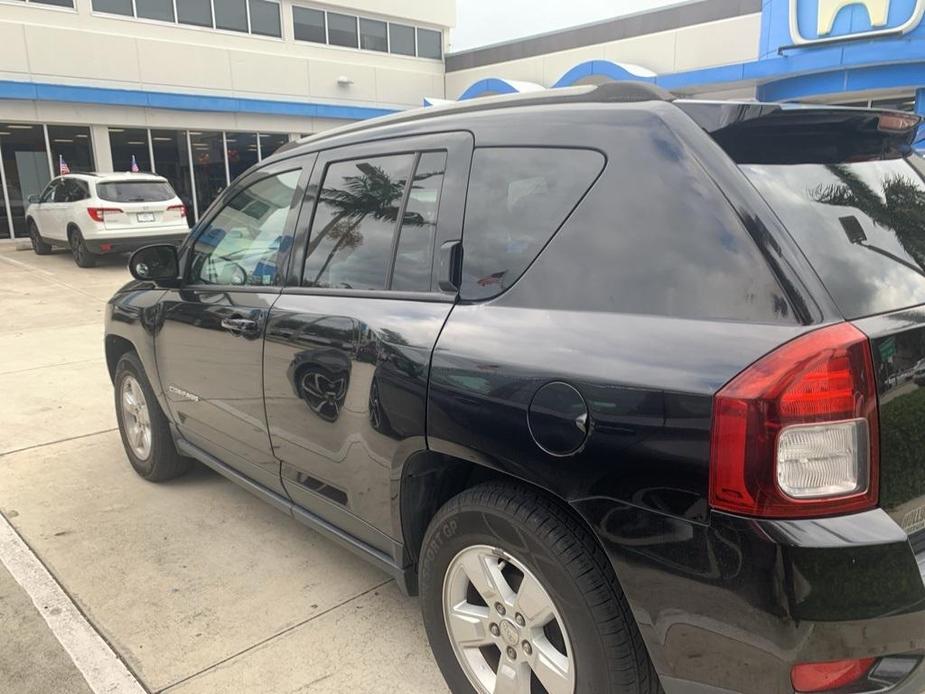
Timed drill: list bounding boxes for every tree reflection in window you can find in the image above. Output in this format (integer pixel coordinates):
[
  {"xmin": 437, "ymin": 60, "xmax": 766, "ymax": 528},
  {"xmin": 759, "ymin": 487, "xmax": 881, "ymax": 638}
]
[
  {"xmin": 811, "ymin": 162, "xmax": 925, "ymax": 273},
  {"xmin": 303, "ymin": 155, "xmax": 413, "ymax": 290}
]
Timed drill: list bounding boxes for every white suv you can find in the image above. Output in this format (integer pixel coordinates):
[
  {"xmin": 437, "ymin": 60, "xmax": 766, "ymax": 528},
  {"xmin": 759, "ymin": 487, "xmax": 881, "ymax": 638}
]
[{"xmin": 25, "ymin": 172, "xmax": 190, "ymax": 267}]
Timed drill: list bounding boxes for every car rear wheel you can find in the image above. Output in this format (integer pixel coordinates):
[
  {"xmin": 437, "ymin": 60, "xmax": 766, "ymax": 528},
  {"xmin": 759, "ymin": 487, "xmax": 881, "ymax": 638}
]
[
  {"xmin": 419, "ymin": 483, "xmax": 661, "ymax": 694},
  {"xmin": 28, "ymin": 220, "xmax": 52, "ymax": 255},
  {"xmin": 114, "ymin": 352, "xmax": 192, "ymax": 482},
  {"xmin": 69, "ymin": 228, "xmax": 96, "ymax": 268}
]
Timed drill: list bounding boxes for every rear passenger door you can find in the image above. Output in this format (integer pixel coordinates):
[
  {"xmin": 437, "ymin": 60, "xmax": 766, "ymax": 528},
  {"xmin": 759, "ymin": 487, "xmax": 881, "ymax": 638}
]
[{"xmin": 263, "ymin": 133, "xmax": 471, "ymax": 553}]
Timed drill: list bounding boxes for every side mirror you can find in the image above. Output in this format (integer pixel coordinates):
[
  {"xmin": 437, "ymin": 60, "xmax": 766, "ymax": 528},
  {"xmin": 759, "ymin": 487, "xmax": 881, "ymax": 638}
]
[
  {"xmin": 27, "ymin": 194, "xmax": 40, "ymax": 204},
  {"xmin": 129, "ymin": 244, "xmax": 180, "ymax": 286}
]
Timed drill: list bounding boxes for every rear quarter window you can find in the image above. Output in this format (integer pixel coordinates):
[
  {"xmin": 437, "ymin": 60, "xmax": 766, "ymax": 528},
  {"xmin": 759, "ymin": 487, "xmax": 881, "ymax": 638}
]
[
  {"xmin": 461, "ymin": 147, "xmax": 605, "ymax": 300},
  {"xmin": 506, "ymin": 116, "xmax": 795, "ymax": 323},
  {"xmin": 97, "ymin": 180, "xmax": 176, "ymax": 203}
]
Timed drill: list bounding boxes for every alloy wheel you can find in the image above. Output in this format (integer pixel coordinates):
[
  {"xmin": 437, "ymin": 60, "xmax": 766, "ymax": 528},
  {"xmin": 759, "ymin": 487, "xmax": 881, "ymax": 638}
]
[
  {"xmin": 443, "ymin": 544, "xmax": 575, "ymax": 694},
  {"xmin": 120, "ymin": 375, "xmax": 152, "ymax": 460}
]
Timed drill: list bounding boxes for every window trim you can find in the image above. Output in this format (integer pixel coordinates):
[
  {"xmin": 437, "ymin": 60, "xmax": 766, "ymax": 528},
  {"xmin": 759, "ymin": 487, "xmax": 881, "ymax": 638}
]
[
  {"xmin": 284, "ymin": 132, "xmax": 474, "ymax": 296},
  {"xmin": 289, "ymin": 2, "xmax": 443, "ymax": 60}
]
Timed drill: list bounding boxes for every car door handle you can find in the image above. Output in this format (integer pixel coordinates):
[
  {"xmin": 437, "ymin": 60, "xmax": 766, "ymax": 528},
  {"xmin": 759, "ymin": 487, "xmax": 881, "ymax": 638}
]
[{"xmin": 221, "ymin": 317, "xmax": 259, "ymax": 334}]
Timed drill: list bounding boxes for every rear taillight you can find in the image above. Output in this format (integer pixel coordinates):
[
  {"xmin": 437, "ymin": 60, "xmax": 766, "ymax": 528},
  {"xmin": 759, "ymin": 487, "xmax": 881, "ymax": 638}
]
[
  {"xmin": 792, "ymin": 658, "xmax": 876, "ymax": 692},
  {"xmin": 710, "ymin": 323, "xmax": 879, "ymax": 518},
  {"xmin": 167, "ymin": 204, "xmax": 186, "ymax": 218},
  {"xmin": 87, "ymin": 207, "xmax": 122, "ymax": 222}
]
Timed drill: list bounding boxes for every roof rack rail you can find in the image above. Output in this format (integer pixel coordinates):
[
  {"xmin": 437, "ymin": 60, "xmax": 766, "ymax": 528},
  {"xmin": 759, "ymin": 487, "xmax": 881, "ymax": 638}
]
[{"xmin": 281, "ymin": 82, "xmax": 675, "ymax": 154}]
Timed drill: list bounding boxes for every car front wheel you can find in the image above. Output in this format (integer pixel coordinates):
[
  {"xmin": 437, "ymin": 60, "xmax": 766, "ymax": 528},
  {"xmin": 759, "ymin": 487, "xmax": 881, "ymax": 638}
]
[
  {"xmin": 419, "ymin": 483, "xmax": 661, "ymax": 694},
  {"xmin": 114, "ymin": 352, "xmax": 191, "ymax": 482},
  {"xmin": 28, "ymin": 220, "xmax": 52, "ymax": 255}
]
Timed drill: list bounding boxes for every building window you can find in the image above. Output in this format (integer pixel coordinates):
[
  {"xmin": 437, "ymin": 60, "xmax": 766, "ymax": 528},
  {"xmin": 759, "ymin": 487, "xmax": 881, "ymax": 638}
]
[
  {"xmin": 189, "ymin": 131, "xmax": 227, "ymax": 220},
  {"xmin": 291, "ymin": 6, "xmax": 440, "ymax": 59},
  {"xmin": 416, "ymin": 28, "xmax": 442, "ymax": 59},
  {"xmin": 176, "ymin": 0, "xmax": 212, "ymax": 26},
  {"xmin": 389, "ymin": 23, "xmax": 415, "ymax": 56},
  {"xmin": 109, "ymin": 128, "xmax": 152, "ymax": 173},
  {"xmin": 91, "ymin": 0, "xmax": 132, "ymax": 16},
  {"xmin": 226, "ymin": 132, "xmax": 258, "ymax": 181},
  {"xmin": 327, "ymin": 12, "xmax": 358, "ymax": 48},
  {"xmin": 359, "ymin": 18, "xmax": 387, "ymax": 52},
  {"xmin": 136, "ymin": 0, "xmax": 174, "ymax": 22},
  {"xmin": 0, "ymin": 124, "xmax": 48, "ymax": 239},
  {"xmin": 92, "ymin": 0, "xmax": 279, "ymax": 37},
  {"xmin": 259, "ymin": 133, "xmax": 289, "ymax": 158},
  {"xmin": 151, "ymin": 129, "xmax": 194, "ymax": 220},
  {"xmin": 48, "ymin": 126, "xmax": 94, "ymax": 175},
  {"xmin": 29, "ymin": 0, "xmax": 75, "ymax": 7},
  {"xmin": 293, "ymin": 6, "xmax": 325, "ymax": 42},
  {"xmin": 249, "ymin": 0, "xmax": 280, "ymax": 37},
  {"xmin": 214, "ymin": 0, "xmax": 248, "ymax": 33}
]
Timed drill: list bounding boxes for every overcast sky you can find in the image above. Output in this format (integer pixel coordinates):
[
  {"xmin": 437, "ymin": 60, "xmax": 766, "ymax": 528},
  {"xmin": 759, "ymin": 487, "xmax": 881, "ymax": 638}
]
[{"xmin": 450, "ymin": 0, "xmax": 689, "ymax": 52}]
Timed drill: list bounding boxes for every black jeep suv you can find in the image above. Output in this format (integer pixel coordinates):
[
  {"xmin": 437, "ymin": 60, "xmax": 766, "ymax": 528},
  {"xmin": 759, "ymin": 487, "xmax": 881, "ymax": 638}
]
[{"xmin": 105, "ymin": 83, "xmax": 925, "ymax": 694}]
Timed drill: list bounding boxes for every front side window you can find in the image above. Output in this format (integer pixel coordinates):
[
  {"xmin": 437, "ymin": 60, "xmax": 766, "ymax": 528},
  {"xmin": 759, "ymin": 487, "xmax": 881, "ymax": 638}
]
[
  {"xmin": 189, "ymin": 170, "xmax": 300, "ymax": 286},
  {"xmin": 461, "ymin": 148, "xmax": 605, "ymax": 300},
  {"xmin": 40, "ymin": 181, "xmax": 60, "ymax": 203},
  {"xmin": 302, "ymin": 154, "xmax": 414, "ymax": 290}
]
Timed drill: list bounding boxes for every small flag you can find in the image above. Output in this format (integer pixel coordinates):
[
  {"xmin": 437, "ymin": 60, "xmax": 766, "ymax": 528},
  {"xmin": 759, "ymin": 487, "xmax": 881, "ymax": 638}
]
[
  {"xmin": 131, "ymin": 155, "xmax": 139, "ymax": 173},
  {"xmin": 58, "ymin": 155, "xmax": 70, "ymax": 175}
]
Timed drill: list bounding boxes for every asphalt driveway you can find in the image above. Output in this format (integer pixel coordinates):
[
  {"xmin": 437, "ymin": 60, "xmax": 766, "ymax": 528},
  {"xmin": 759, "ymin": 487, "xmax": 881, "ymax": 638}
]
[{"xmin": 0, "ymin": 243, "xmax": 447, "ymax": 694}]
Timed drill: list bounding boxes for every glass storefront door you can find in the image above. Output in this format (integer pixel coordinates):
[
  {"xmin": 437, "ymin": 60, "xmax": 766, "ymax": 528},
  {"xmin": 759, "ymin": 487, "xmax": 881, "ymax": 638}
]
[
  {"xmin": 151, "ymin": 129, "xmax": 194, "ymax": 223},
  {"xmin": 189, "ymin": 131, "xmax": 226, "ymax": 220},
  {"xmin": 0, "ymin": 124, "xmax": 50, "ymax": 238}
]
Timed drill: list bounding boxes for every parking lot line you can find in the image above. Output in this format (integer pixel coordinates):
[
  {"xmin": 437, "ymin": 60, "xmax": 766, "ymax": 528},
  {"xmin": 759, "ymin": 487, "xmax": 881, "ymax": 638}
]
[{"xmin": 0, "ymin": 512, "xmax": 148, "ymax": 694}]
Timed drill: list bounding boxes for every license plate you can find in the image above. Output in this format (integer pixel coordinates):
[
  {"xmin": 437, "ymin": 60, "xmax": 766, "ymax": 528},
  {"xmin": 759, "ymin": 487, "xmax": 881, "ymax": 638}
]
[{"xmin": 137, "ymin": 212, "xmax": 156, "ymax": 223}]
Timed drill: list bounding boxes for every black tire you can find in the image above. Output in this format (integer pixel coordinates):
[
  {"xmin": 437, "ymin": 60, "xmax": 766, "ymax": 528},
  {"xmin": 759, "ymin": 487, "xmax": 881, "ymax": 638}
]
[
  {"xmin": 69, "ymin": 228, "xmax": 96, "ymax": 267},
  {"xmin": 28, "ymin": 220, "xmax": 52, "ymax": 255},
  {"xmin": 420, "ymin": 482, "xmax": 661, "ymax": 694},
  {"xmin": 114, "ymin": 352, "xmax": 191, "ymax": 482}
]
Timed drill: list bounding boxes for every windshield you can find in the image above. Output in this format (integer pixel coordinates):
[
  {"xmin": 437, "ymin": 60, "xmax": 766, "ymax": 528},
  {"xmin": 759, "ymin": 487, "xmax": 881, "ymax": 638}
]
[
  {"xmin": 97, "ymin": 180, "xmax": 175, "ymax": 203},
  {"xmin": 741, "ymin": 156, "xmax": 925, "ymax": 319}
]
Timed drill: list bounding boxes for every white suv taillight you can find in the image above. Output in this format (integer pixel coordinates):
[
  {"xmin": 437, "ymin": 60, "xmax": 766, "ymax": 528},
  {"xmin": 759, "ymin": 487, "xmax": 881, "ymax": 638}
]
[
  {"xmin": 87, "ymin": 207, "xmax": 123, "ymax": 222},
  {"xmin": 710, "ymin": 323, "xmax": 879, "ymax": 518}
]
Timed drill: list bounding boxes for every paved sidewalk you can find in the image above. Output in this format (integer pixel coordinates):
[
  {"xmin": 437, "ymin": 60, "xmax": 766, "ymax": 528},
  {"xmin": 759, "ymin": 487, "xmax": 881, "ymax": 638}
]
[{"xmin": 0, "ymin": 244, "xmax": 447, "ymax": 694}]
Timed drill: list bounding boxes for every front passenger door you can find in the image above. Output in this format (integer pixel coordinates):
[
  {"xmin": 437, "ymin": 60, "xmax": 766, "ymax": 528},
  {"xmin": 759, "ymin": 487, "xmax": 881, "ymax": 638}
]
[{"xmin": 155, "ymin": 156, "xmax": 314, "ymax": 494}]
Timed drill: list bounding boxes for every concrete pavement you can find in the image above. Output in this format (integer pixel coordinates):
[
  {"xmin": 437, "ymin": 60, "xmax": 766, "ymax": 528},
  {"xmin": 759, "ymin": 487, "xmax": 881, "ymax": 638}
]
[{"xmin": 0, "ymin": 244, "xmax": 447, "ymax": 693}]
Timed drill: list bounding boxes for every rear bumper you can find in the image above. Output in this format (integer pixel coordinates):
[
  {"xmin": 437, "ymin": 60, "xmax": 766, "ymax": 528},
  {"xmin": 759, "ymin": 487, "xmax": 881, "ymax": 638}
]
[
  {"xmin": 573, "ymin": 501, "xmax": 925, "ymax": 694},
  {"xmin": 84, "ymin": 231, "xmax": 189, "ymax": 254}
]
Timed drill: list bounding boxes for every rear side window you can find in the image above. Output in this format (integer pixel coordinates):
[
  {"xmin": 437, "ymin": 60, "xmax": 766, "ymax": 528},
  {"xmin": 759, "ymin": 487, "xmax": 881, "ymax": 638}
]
[
  {"xmin": 461, "ymin": 148, "xmax": 604, "ymax": 300},
  {"xmin": 303, "ymin": 154, "xmax": 414, "ymax": 290},
  {"xmin": 97, "ymin": 180, "xmax": 175, "ymax": 203}
]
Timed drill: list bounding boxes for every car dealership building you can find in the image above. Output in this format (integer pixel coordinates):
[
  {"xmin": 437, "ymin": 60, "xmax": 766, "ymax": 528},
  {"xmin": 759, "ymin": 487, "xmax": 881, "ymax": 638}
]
[{"xmin": 1, "ymin": 0, "xmax": 924, "ymax": 239}]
